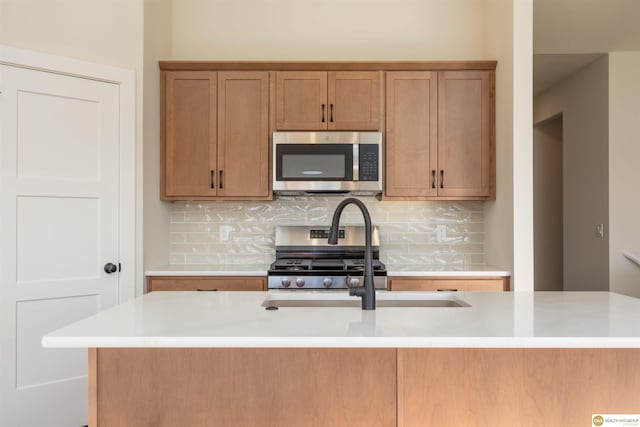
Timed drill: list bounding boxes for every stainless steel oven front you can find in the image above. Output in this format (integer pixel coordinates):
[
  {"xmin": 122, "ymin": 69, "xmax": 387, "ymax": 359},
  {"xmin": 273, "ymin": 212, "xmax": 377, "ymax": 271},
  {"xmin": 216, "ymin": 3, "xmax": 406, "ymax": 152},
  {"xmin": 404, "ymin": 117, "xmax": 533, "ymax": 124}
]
[{"xmin": 272, "ymin": 131, "xmax": 382, "ymax": 196}]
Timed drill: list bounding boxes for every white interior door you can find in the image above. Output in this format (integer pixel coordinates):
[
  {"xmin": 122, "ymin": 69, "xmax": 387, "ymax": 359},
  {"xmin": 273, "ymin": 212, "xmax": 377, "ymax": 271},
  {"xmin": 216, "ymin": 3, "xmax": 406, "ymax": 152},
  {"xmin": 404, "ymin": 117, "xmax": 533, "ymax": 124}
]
[{"xmin": 0, "ymin": 64, "xmax": 120, "ymax": 426}]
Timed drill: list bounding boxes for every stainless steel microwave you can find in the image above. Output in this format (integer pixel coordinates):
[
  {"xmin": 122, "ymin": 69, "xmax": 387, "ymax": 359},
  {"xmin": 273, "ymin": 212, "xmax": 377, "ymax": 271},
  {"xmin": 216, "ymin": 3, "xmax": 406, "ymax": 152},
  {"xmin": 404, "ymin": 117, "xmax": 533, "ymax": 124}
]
[{"xmin": 272, "ymin": 132, "xmax": 383, "ymax": 196}]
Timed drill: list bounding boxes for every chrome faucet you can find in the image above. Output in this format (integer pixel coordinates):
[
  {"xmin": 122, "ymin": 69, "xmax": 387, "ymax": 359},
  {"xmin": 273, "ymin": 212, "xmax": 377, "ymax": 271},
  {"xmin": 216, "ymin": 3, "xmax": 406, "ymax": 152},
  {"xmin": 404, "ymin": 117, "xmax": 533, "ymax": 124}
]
[{"xmin": 328, "ymin": 198, "xmax": 375, "ymax": 310}]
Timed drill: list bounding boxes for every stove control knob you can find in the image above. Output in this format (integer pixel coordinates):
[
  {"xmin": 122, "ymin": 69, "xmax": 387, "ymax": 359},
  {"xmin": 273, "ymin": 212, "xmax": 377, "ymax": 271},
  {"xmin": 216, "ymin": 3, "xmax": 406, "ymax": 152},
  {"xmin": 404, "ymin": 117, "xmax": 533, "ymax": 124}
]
[
  {"xmin": 281, "ymin": 278, "xmax": 291, "ymax": 288},
  {"xmin": 348, "ymin": 276, "xmax": 360, "ymax": 288},
  {"xmin": 295, "ymin": 278, "xmax": 306, "ymax": 288},
  {"xmin": 323, "ymin": 278, "xmax": 333, "ymax": 288}
]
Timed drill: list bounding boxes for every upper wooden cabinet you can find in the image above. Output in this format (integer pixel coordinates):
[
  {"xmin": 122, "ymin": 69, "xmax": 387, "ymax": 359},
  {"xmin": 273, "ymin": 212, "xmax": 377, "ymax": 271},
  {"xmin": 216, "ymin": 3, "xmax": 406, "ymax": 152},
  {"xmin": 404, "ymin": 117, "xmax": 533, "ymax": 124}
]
[
  {"xmin": 162, "ymin": 71, "xmax": 270, "ymax": 200},
  {"xmin": 275, "ymin": 71, "xmax": 381, "ymax": 130},
  {"xmin": 163, "ymin": 71, "xmax": 217, "ymax": 198},
  {"xmin": 160, "ymin": 61, "xmax": 496, "ymax": 202},
  {"xmin": 385, "ymin": 72, "xmax": 438, "ymax": 198},
  {"xmin": 438, "ymin": 71, "xmax": 492, "ymax": 198},
  {"xmin": 385, "ymin": 70, "xmax": 494, "ymax": 200}
]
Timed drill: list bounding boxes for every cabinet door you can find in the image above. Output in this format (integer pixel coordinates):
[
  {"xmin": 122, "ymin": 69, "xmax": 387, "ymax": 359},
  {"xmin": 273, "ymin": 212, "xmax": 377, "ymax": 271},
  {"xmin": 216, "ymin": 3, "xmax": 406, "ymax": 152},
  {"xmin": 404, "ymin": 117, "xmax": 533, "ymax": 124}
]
[
  {"xmin": 275, "ymin": 71, "xmax": 327, "ymax": 130},
  {"xmin": 163, "ymin": 71, "xmax": 217, "ymax": 198},
  {"xmin": 437, "ymin": 71, "xmax": 492, "ymax": 197},
  {"xmin": 147, "ymin": 277, "xmax": 266, "ymax": 292},
  {"xmin": 385, "ymin": 72, "xmax": 438, "ymax": 198},
  {"xmin": 328, "ymin": 71, "xmax": 380, "ymax": 130},
  {"xmin": 217, "ymin": 72, "xmax": 270, "ymax": 198}
]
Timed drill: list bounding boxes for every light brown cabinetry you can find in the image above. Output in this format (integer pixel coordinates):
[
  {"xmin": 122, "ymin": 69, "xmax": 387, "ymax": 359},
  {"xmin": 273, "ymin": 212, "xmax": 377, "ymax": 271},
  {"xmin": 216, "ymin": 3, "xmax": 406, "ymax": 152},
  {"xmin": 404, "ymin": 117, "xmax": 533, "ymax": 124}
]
[
  {"xmin": 385, "ymin": 72, "xmax": 438, "ymax": 197},
  {"xmin": 389, "ymin": 276, "xmax": 509, "ymax": 291},
  {"xmin": 275, "ymin": 71, "xmax": 380, "ymax": 130},
  {"xmin": 90, "ymin": 348, "xmax": 396, "ymax": 427},
  {"xmin": 163, "ymin": 71, "xmax": 217, "ymax": 198},
  {"xmin": 90, "ymin": 347, "xmax": 640, "ymax": 426},
  {"xmin": 162, "ymin": 71, "xmax": 270, "ymax": 200},
  {"xmin": 146, "ymin": 276, "xmax": 266, "ymax": 292},
  {"xmin": 397, "ymin": 349, "xmax": 640, "ymax": 426},
  {"xmin": 385, "ymin": 70, "xmax": 494, "ymax": 200}
]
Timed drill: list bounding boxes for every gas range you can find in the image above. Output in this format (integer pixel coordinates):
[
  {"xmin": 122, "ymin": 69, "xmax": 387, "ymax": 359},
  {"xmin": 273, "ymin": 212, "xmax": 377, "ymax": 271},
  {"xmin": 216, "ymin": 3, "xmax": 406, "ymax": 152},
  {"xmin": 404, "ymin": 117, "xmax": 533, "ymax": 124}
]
[{"xmin": 267, "ymin": 225, "xmax": 387, "ymax": 290}]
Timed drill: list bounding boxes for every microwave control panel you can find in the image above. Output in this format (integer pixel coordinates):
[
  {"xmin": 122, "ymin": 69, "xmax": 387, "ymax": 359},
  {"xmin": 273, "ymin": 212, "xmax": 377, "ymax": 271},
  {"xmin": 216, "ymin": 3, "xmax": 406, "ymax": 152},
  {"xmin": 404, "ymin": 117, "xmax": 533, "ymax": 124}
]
[{"xmin": 359, "ymin": 144, "xmax": 379, "ymax": 181}]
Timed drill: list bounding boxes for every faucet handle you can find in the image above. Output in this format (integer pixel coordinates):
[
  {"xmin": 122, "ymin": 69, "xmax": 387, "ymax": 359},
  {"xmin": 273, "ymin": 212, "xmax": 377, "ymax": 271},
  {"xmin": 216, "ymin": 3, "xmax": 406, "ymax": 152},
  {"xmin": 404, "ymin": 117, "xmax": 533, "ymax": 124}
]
[{"xmin": 350, "ymin": 287, "xmax": 366, "ymax": 297}]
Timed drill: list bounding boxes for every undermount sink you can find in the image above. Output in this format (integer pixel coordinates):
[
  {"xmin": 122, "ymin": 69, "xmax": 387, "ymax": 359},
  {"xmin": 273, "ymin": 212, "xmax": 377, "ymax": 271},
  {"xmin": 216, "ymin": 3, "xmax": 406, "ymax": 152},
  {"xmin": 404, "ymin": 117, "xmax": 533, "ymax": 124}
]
[{"xmin": 262, "ymin": 292, "xmax": 470, "ymax": 308}]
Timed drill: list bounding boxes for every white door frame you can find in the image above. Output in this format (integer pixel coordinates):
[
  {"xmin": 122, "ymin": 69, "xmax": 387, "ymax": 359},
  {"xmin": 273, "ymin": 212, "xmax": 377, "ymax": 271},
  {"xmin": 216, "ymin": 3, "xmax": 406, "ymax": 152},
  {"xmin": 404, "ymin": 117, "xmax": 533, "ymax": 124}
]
[{"xmin": 0, "ymin": 44, "xmax": 136, "ymax": 302}]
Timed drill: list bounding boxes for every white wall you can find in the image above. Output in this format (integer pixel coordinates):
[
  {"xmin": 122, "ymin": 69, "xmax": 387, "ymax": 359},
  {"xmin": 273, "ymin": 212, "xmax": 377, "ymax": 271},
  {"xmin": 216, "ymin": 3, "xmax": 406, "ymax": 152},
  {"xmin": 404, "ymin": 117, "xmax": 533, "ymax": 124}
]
[
  {"xmin": 483, "ymin": 0, "xmax": 515, "ymax": 284},
  {"xmin": 511, "ymin": 0, "xmax": 534, "ymax": 291},
  {"xmin": 0, "ymin": 0, "xmax": 146, "ymax": 292},
  {"xmin": 483, "ymin": 0, "xmax": 534, "ymax": 291},
  {"xmin": 170, "ymin": 0, "xmax": 486, "ymax": 60},
  {"xmin": 143, "ymin": 0, "xmax": 172, "ymax": 284},
  {"xmin": 533, "ymin": 56, "xmax": 609, "ymax": 291},
  {"xmin": 0, "ymin": 0, "xmax": 143, "ymax": 69},
  {"xmin": 608, "ymin": 52, "xmax": 640, "ymax": 298},
  {"xmin": 533, "ymin": 116, "xmax": 563, "ymax": 291}
]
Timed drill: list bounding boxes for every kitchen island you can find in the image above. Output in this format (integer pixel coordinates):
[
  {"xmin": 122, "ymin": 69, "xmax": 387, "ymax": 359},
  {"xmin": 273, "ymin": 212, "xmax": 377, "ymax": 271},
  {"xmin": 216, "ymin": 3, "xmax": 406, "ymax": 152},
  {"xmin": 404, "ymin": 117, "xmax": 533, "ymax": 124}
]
[{"xmin": 43, "ymin": 291, "xmax": 640, "ymax": 426}]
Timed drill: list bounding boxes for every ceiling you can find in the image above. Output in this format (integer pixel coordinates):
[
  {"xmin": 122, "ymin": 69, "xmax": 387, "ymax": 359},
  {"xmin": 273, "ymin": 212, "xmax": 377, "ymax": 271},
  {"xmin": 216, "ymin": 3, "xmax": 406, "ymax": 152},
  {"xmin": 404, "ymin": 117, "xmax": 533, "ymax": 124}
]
[
  {"xmin": 533, "ymin": 0, "xmax": 640, "ymax": 94},
  {"xmin": 533, "ymin": 54, "xmax": 603, "ymax": 95}
]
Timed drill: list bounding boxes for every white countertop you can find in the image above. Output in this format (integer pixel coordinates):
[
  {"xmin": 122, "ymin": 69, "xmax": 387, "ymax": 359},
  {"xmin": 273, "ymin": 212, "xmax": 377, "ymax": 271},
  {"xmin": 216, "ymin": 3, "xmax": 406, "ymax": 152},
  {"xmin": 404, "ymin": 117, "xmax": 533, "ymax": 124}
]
[
  {"xmin": 43, "ymin": 291, "xmax": 640, "ymax": 349},
  {"xmin": 145, "ymin": 264, "xmax": 511, "ymax": 277}
]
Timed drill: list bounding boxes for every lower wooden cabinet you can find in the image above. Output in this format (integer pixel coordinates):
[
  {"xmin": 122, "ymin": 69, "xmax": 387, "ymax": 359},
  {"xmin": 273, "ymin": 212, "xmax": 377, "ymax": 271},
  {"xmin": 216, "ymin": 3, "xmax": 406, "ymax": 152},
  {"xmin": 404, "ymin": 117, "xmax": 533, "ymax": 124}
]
[
  {"xmin": 397, "ymin": 348, "xmax": 640, "ymax": 426},
  {"xmin": 90, "ymin": 347, "xmax": 640, "ymax": 427},
  {"xmin": 389, "ymin": 276, "xmax": 509, "ymax": 292},
  {"xmin": 146, "ymin": 276, "xmax": 266, "ymax": 292}
]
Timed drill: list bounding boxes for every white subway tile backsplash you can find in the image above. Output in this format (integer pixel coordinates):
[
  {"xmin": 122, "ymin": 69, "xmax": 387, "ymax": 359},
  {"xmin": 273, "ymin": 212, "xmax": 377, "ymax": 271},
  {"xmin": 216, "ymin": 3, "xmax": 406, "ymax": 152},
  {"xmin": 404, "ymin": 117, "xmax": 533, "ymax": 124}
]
[{"xmin": 170, "ymin": 198, "xmax": 485, "ymax": 268}]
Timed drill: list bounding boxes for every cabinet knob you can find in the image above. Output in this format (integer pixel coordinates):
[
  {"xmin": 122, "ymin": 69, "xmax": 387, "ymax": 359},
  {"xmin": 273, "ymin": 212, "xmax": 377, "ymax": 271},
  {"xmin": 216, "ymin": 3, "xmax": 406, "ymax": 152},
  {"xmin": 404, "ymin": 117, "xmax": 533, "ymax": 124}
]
[
  {"xmin": 329, "ymin": 104, "xmax": 334, "ymax": 123},
  {"xmin": 104, "ymin": 263, "xmax": 118, "ymax": 274},
  {"xmin": 321, "ymin": 104, "xmax": 326, "ymax": 123}
]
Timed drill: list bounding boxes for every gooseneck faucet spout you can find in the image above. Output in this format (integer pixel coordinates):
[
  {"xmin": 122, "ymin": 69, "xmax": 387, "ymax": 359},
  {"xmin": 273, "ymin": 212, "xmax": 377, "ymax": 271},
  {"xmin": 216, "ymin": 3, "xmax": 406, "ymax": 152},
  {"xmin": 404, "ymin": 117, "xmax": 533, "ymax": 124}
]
[{"xmin": 328, "ymin": 198, "xmax": 375, "ymax": 310}]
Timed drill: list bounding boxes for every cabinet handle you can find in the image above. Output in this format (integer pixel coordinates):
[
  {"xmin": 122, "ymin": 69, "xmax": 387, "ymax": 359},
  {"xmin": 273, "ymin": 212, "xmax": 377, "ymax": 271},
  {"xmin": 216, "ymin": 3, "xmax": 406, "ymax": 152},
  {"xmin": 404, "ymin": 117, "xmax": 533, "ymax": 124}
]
[
  {"xmin": 330, "ymin": 103, "xmax": 334, "ymax": 122},
  {"xmin": 219, "ymin": 170, "xmax": 223, "ymax": 189},
  {"xmin": 197, "ymin": 288, "xmax": 218, "ymax": 291},
  {"xmin": 210, "ymin": 170, "xmax": 215, "ymax": 189},
  {"xmin": 321, "ymin": 104, "xmax": 326, "ymax": 123},
  {"xmin": 437, "ymin": 288, "xmax": 458, "ymax": 292},
  {"xmin": 440, "ymin": 170, "xmax": 444, "ymax": 189},
  {"xmin": 431, "ymin": 170, "xmax": 436, "ymax": 189}
]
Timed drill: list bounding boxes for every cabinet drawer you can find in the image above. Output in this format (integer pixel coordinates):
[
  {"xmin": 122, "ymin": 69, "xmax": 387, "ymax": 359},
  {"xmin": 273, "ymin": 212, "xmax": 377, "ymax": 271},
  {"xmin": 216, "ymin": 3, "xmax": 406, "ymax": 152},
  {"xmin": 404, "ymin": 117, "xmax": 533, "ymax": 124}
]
[
  {"xmin": 389, "ymin": 277, "xmax": 509, "ymax": 292},
  {"xmin": 147, "ymin": 276, "xmax": 266, "ymax": 292}
]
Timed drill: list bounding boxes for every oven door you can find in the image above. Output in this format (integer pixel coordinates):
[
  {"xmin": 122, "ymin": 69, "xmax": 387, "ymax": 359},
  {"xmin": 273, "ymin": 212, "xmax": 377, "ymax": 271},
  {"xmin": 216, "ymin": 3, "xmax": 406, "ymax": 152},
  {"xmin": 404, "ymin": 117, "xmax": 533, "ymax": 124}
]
[{"xmin": 274, "ymin": 143, "xmax": 356, "ymax": 192}]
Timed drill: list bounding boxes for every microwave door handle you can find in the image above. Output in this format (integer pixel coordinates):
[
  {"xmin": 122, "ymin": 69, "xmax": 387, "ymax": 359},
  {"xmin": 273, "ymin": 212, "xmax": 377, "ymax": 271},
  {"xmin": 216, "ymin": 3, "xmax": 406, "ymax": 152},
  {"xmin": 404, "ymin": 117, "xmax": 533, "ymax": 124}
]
[{"xmin": 353, "ymin": 144, "xmax": 359, "ymax": 181}]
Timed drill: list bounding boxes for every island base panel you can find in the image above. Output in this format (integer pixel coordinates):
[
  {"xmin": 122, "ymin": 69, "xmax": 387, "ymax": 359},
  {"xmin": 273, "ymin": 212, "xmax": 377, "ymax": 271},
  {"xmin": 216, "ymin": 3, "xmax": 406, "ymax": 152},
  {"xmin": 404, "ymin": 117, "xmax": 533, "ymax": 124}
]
[
  {"xmin": 398, "ymin": 348, "xmax": 640, "ymax": 427},
  {"xmin": 89, "ymin": 348, "xmax": 640, "ymax": 427},
  {"xmin": 90, "ymin": 348, "xmax": 396, "ymax": 427}
]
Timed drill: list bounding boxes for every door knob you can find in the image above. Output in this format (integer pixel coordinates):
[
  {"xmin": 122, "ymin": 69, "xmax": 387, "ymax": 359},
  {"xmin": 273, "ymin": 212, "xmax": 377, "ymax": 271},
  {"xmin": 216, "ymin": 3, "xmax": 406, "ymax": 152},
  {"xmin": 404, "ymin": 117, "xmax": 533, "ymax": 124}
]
[{"xmin": 104, "ymin": 263, "xmax": 118, "ymax": 274}]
